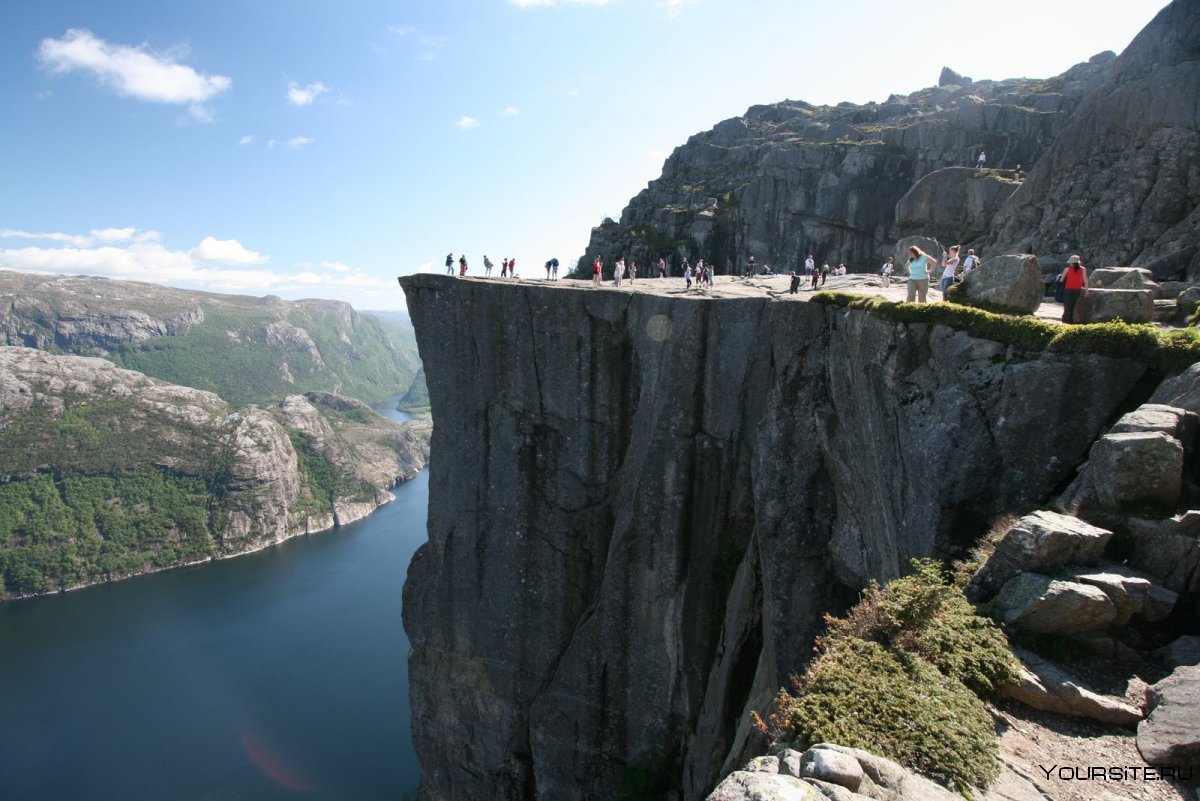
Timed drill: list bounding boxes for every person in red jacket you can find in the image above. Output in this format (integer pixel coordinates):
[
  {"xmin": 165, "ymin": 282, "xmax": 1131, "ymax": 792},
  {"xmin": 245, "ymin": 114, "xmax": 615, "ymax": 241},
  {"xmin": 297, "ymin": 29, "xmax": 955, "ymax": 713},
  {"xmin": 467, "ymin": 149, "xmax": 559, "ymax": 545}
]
[{"xmin": 1061, "ymin": 254, "xmax": 1089, "ymax": 323}]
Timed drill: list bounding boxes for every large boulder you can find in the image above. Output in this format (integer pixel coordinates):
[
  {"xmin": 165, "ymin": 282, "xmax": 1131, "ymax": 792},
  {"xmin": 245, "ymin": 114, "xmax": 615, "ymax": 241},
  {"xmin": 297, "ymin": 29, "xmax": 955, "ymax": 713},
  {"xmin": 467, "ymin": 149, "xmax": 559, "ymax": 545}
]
[
  {"xmin": 1073, "ymin": 287, "xmax": 1155, "ymax": 323},
  {"xmin": 1071, "ymin": 566, "xmax": 1154, "ymax": 626},
  {"xmin": 967, "ymin": 510, "xmax": 1112, "ymax": 599},
  {"xmin": 1003, "ymin": 647, "xmax": 1143, "ymax": 725},
  {"xmin": 1108, "ymin": 403, "xmax": 1198, "ymax": 442},
  {"xmin": 1125, "ymin": 513, "xmax": 1200, "ymax": 594},
  {"xmin": 1150, "ymin": 361, "xmax": 1200, "ymax": 413},
  {"xmin": 707, "ymin": 770, "xmax": 821, "ymax": 801},
  {"xmin": 892, "ymin": 168, "xmax": 1017, "ymax": 246},
  {"xmin": 1058, "ymin": 430, "xmax": 1184, "ymax": 518},
  {"xmin": 1089, "ymin": 267, "xmax": 1158, "ymax": 290},
  {"xmin": 954, "ymin": 254, "xmax": 1044, "ymax": 313},
  {"xmin": 1137, "ymin": 665, "xmax": 1200, "ymax": 767},
  {"xmin": 991, "ymin": 573, "xmax": 1117, "ymax": 634}
]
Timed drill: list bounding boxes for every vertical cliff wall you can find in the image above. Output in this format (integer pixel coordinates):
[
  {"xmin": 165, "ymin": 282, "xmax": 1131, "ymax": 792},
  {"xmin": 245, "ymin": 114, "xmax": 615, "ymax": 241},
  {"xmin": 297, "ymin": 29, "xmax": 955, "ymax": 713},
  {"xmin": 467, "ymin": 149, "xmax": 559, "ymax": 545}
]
[{"xmin": 400, "ymin": 275, "xmax": 1148, "ymax": 801}]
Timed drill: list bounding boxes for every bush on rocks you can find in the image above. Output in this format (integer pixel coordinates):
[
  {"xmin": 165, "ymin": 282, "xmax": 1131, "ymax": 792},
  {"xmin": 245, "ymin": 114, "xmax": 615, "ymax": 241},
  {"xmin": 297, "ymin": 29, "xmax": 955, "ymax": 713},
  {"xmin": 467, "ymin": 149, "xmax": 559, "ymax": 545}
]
[{"xmin": 759, "ymin": 560, "xmax": 1017, "ymax": 790}]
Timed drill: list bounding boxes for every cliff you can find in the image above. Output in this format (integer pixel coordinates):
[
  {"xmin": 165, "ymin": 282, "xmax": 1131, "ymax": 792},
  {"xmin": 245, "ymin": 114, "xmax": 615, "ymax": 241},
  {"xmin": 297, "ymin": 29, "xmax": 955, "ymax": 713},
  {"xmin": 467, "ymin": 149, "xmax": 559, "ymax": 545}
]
[
  {"xmin": 0, "ymin": 270, "xmax": 421, "ymax": 406},
  {"xmin": 400, "ymin": 275, "xmax": 1155, "ymax": 800},
  {"xmin": 0, "ymin": 347, "xmax": 429, "ymax": 599},
  {"xmin": 579, "ymin": 0, "xmax": 1199, "ymax": 280}
]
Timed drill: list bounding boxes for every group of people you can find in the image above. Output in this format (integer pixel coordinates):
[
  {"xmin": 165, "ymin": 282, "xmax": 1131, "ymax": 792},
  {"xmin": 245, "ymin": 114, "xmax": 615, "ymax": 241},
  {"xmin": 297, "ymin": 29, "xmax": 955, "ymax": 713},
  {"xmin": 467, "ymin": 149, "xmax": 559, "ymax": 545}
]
[
  {"xmin": 589, "ymin": 256, "xmax": 674, "ymax": 286},
  {"xmin": 886, "ymin": 245, "xmax": 979, "ymax": 302},
  {"xmin": 445, "ymin": 253, "xmax": 563, "ymax": 280}
]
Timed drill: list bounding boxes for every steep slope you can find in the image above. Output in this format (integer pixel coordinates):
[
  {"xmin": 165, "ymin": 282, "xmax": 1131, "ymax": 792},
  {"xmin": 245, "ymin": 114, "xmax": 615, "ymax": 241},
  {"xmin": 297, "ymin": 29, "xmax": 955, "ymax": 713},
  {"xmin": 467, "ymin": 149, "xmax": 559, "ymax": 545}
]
[
  {"xmin": 987, "ymin": 0, "xmax": 1200, "ymax": 276},
  {"xmin": 578, "ymin": 55, "xmax": 1112, "ymax": 274},
  {"xmin": 0, "ymin": 347, "xmax": 429, "ymax": 599},
  {"xmin": 0, "ymin": 270, "xmax": 420, "ymax": 406},
  {"xmin": 400, "ymin": 275, "xmax": 1152, "ymax": 801}
]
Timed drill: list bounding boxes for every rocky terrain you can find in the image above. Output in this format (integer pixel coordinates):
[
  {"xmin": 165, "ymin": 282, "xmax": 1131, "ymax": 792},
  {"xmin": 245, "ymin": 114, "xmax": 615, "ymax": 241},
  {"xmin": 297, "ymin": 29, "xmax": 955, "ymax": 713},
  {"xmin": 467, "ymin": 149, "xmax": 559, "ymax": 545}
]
[
  {"xmin": 580, "ymin": 0, "xmax": 1198, "ymax": 282},
  {"xmin": 0, "ymin": 270, "xmax": 423, "ymax": 406},
  {"xmin": 397, "ymin": 273, "xmax": 1200, "ymax": 801},
  {"xmin": 0, "ymin": 346, "xmax": 429, "ymax": 599}
]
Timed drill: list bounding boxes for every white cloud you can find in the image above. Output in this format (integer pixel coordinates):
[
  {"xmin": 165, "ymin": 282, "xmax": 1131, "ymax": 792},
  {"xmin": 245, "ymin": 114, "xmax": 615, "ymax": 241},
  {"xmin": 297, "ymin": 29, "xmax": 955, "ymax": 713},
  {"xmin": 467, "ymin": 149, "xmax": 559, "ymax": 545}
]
[
  {"xmin": 91, "ymin": 227, "xmax": 136, "ymax": 242},
  {"xmin": 191, "ymin": 236, "xmax": 269, "ymax": 264},
  {"xmin": 0, "ymin": 234, "xmax": 393, "ymax": 304},
  {"xmin": 455, "ymin": 115, "xmax": 480, "ymax": 129},
  {"xmin": 284, "ymin": 136, "xmax": 314, "ymax": 149},
  {"xmin": 238, "ymin": 134, "xmax": 255, "ymax": 146},
  {"xmin": 267, "ymin": 139, "xmax": 277, "ymax": 149},
  {"xmin": 504, "ymin": 106, "xmax": 520, "ymax": 116},
  {"xmin": 287, "ymin": 81, "xmax": 327, "ymax": 106},
  {"xmin": 37, "ymin": 28, "xmax": 230, "ymax": 119}
]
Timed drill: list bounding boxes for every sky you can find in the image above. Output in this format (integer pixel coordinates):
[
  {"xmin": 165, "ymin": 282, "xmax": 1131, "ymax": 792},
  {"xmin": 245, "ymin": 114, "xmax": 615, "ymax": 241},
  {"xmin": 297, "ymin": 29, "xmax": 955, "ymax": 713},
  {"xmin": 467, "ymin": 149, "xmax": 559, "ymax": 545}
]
[{"xmin": 0, "ymin": 0, "xmax": 1171, "ymax": 310}]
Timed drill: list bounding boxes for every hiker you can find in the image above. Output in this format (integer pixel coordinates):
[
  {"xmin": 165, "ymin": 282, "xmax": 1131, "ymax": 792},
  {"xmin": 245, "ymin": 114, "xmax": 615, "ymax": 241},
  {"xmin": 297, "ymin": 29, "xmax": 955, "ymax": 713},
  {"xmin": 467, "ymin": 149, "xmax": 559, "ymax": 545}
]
[
  {"xmin": 484, "ymin": 255, "xmax": 493, "ymax": 276},
  {"xmin": 658, "ymin": 258, "xmax": 666, "ymax": 278},
  {"xmin": 684, "ymin": 263, "xmax": 693, "ymax": 289},
  {"xmin": 961, "ymin": 249, "xmax": 979, "ymax": 274},
  {"xmin": 501, "ymin": 258, "xmax": 509, "ymax": 279},
  {"xmin": 592, "ymin": 256, "xmax": 603, "ymax": 285},
  {"xmin": 789, "ymin": 271, "xmax": 801, "ymax": 294},
  {"xmin": 905, "ymin": 245, "xmax": 938, "ymax": 303},
  {"xmin": 976, "ymin": 150, "xmax": 987, "ymax": 169},
  {"xmin": 509, "ymin": 258, "xmax": 517, "ymax": 279},
  {"xmin": 939, "ymin": 246, "xmax": 961, "ymax": 294},
  {"xmin": 629, "ymin": 259, "xmax": 637, "ymax": 283},
  {"xmin": 551, "ymin": 257, "xmax": 559, "ymax": 280},
  {"xmin": 881, "ymin": 257, "xmax": 894, "ymax": 286},
  {"xmin": 459, "ymin": 254, "xmax": 468, "ymax": 276},
  {"xmin": 445, "ymin": 252, "xmax": 454, "ymax": 275},
  {"xmin": 614, "ymin": 257, "xmax": 624, "ymax": 287},
  {"xmin": 804, "ymin": 254, "xmax": 815, "ymax": 276},
  {"xmin": 747, "ymin": 255, "xmax": 757, "ymax": 278},
  {"xmin": 545, "ymin": 260, "xmax": 552, "ymax": 279},
  {"xmin": 1061, "ymin": 254, "xmax": 1089, "ymax": 324}
]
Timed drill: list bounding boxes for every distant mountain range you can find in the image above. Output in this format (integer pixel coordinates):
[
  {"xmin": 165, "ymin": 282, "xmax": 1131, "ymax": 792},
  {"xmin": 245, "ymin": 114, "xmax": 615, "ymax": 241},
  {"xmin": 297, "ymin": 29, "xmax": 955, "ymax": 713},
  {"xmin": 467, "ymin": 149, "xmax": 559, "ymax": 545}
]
[{"xmin": 0, "ymin": 270, "xmax": 430, "ymax": 599}]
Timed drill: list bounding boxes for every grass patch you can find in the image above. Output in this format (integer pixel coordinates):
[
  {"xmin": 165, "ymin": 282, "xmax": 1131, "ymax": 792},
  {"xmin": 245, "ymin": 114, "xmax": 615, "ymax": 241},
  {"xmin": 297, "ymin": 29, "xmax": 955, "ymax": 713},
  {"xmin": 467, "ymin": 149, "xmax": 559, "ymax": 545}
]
[
  {"xmin": 756, "ymin": 559, "xmax": 1017, "ymax": 791},
  {"xmin": 811, "ymin": 291, "xmax": 1200, "ymax": 374}
]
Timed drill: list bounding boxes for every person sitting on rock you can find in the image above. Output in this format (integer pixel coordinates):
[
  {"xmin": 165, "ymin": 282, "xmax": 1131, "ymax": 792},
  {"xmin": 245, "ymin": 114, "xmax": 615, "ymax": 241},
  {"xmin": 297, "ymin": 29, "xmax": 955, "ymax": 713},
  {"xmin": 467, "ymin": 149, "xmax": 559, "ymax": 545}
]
[
  {"xmin": 961, "ymin": 249, "xmax": 979, "ymax": 274},
  {"xmin": 1061, "ymin": 254, "xmax": 1089, "ymax": 324},
  {"xmin": 881, "ymin": 257, "xmax": 894, "ymax": 286}
]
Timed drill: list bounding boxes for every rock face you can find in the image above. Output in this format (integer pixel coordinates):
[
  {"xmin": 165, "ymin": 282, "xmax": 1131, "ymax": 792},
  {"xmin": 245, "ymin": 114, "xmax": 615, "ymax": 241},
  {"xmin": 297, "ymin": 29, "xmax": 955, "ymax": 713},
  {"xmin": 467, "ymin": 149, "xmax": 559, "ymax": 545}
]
[
  {"xmin": 0, "ymin": 346, "xmax": 430, "ymax": 598},
  {"xmin": 400, "ymin": 275, "xmax": 1151, "ymax": 801},
  {"xmin": 577, "ymin": 58, "xmax": 1111, "ymax": 275},
  {"xmin": 1137, "ymin": 665, "xmax": 1200, "ymax": 767},
  {"xmin": 987, "ymin": 0, "xmax": 1200, "ymax": 278}
]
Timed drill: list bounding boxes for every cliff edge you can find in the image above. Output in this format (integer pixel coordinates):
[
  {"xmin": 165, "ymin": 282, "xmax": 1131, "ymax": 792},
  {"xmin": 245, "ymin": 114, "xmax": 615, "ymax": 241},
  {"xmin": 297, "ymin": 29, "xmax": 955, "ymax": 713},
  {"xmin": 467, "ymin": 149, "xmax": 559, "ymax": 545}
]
[{"xmin": 400, "ymin": 275, "xmax": 1153, "ymax": 800}]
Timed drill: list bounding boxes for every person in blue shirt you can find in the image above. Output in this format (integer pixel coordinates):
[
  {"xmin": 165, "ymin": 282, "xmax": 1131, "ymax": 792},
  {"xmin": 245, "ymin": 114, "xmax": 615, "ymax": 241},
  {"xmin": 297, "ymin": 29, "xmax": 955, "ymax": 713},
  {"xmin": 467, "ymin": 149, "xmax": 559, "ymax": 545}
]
[{"xmin": 905, "ymin": 245, "xmax": 939, "ymax": 303}]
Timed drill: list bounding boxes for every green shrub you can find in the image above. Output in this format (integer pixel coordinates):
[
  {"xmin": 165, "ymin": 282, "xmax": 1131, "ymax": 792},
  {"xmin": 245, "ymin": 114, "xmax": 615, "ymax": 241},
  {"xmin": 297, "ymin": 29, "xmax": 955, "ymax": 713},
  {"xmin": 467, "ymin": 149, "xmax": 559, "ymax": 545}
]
[
  {"xmin": 773, "ymin": 638, "xmax": 1000, "ymax": 789},
  {"xmin": 759, "ymin": 560, "xmax": 1017, "ymax": 791}
]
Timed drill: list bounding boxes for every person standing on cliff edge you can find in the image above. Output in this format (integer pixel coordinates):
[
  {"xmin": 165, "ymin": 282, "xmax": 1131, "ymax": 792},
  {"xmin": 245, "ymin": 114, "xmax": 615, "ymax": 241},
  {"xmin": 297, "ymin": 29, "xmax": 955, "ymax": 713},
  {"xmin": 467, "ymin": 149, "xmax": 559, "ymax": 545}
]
[
  {"xmin": 1061, "ymin": 255, "xmax": 1089, "ymax": 323},
  {"xmin": 905, "ymin": 245, "xmax": 938, "ymax": 303},
  {"xmin": 592, "ymin": 255, "xmax": 603, "ymax": 286},
  {"xmin": 445, "ymin": 252, "xmax": 454, "ymax": 275}
]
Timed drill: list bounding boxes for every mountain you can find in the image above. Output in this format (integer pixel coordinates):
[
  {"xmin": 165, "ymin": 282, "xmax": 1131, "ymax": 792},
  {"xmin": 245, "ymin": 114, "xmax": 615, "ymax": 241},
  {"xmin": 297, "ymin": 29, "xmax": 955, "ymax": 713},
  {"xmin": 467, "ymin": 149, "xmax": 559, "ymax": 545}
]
[
  {"xmin": 0, "ymin": 271, "xmax": 421, "ymax": 407},
  {"xmin": 0, "ymin": 347, "xmax": 429, "ymax": 599},
  {"xmin": 579, "ymin": 0, "xmax": 1199, "ymax": 280}
]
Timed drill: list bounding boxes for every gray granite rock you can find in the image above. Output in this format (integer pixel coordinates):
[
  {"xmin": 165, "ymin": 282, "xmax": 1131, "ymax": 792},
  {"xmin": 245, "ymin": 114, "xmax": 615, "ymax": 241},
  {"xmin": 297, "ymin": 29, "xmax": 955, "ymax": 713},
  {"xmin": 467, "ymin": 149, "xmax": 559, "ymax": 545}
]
[
  {"xmin": 1137, "ymin": 665, "xmax": 1200, "ymax": 767},
  {"xmin": 1155, "ymin": 636, "xmax": 1200, "ymax": 668},
  {"xmin": 992, "ymin": 573, "xmax": 1117, "ymax": 634},
  {"xmin": 1126, "ymin": 514, "xmax": 1200, "ymax": 594},
  {"xmin": 967, "ymin": 510, "xmax": 1112, "ymax": 600},
  {"xmin": 955, "ymin": 253, "xmax": 1045, "ymax": 313},
  {"xmin": 1003, "ymin": 647, "xmax": 1143, "ymax": 725},
  {"xmin": 1074, "ymin": 288, "xmax": 1156, "ymax": 323}
]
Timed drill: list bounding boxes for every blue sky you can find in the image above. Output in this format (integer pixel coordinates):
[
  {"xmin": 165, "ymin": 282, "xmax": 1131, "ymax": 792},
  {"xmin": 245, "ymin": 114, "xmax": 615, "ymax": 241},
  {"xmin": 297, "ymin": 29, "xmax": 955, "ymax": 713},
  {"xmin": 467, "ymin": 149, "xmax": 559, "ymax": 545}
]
[{"xmin": 0, "ymin": 0, "xmax": 1169, "ymax": 310}]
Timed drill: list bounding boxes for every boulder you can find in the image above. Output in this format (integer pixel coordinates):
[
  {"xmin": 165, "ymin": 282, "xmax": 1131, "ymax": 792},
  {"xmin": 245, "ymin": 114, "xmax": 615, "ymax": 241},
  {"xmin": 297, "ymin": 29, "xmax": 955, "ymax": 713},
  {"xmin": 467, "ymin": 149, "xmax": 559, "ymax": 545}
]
[
  {"xmin": 992, "ymin": 573, "xmax": 1117, "ymax": 634},
  {"xmin": 707, "ymin": 770, "xmax": 822, "ymax": 801},
  {"xmin": 1154, "ymin": 281, "xmax": 1192, "ymax": 300},
  {"xmin": 1175, "ymin": 286, "xmax": 1200, "ymax": 321},
  {"xmin": 1137, "ymin": 665, "xmax": 1200, "ymax": 767},
  {"xmin": 1088, "ymin": 267, "xmax": 1158, "ymax": 290},
  {"xmin": 938, "ymin": 67, "xmax": 970, "ymax": 87},
  {"xmin": 1151, "ymin": 361, "xmax": 1200, "ymax": 413},
  {"xmin": 1073, "ymin": 288, "xmax": 1155, "ymax": 323},
  {"xmin": 954, "ymin": 254, "xmax": 1044, "ymax": 314},
  {"xmin": 1058, "ymin": 430, "xmax": 1184, "ymax": 517},
  {"xmin": 1108, "ymin": 403, "xmax": 1198, "ymax": 444},
  {"xmin": 798, "ymin": 746, "xmax": 864, "ymax": 791},
  {"xmin": 1155, "ymin": 636, "xmax": 1200, "ymax": 668},
  {"xmin": 892, "ymin": 169, "xmax": 1017, "ymax": 246},
  {"xmin": 1003, "ymin": 647, "xmax": 1143, "ymax": 725},
  {"xmin": 1125, "ymin": 513, "xmax": 1200, "ymax": 594},
  {"xmin": 967, "ymin": 510, "xmax": 1112, "ymax": 599},
  {"xmin": 1071, "ymin": 566, "xmax": 1152, "ymax": 626}
]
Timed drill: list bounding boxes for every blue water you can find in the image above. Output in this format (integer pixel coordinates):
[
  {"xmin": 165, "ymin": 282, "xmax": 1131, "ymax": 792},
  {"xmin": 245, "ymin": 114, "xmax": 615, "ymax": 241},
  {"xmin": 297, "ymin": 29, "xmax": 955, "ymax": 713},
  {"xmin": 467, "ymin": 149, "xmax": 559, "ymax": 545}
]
[{"xmin": 0, "ymin": 402, "xmax": 426, "ymax": 800}]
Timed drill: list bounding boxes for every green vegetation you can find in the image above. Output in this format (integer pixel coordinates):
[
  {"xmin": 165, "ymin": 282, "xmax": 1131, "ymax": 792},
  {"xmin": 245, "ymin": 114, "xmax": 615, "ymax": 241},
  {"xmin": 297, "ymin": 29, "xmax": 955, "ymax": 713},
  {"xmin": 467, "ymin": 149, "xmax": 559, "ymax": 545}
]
[
  {"xmin": 758, "ymin": 560, "xmax": 1018, "ymax": 791},
  {"xmin": 288, "ymin": 432, "xmax": 375, "ymax": 516},
  {"xmin": 109, "ymin": 306, "xmax": 419, "ymax": 407},
  {"xmin": 811, "ymin": 291, "xmax": 1200, "ymax": 375},
  {"xmin": 0, "ymin": 469, "xmax": 218, "ymax": 596}
]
